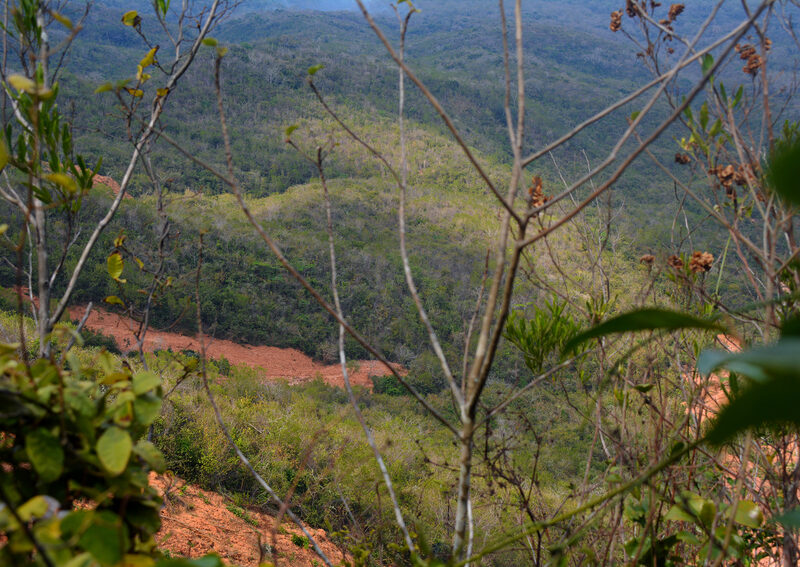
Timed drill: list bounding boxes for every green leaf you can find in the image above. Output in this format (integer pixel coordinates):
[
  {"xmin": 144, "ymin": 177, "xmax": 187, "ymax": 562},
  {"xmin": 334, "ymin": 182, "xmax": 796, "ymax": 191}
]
[
  {"xmin": 8, "ymin": 74, "xmax": 36, "ymax": 93},
  {"xmin": 733, "ymin": 85, "xmax": 744, "ymax": 108},
  {"xmin": 767, "ymin": 138, "xmax": 800, "ymax": 207},
  {"xmin": 96, "ymin": 427, "xmax": 132, "ymax": 476},
  {"xmin": 94, "ymin": 82, "xmax": 113, "ymax": 94},
  {"xmin": 630, "ymin": 110, "xmax": 641, "ymax": 121},
  {"xmin": 79, "ymin": 510, "xmax": 128, "ymax": 565},
  {"xmin": 284, "ymin": 124, "xmax": 298, "ymax": 138},
  {"xmin": 17, "ymin": 495, "xmax": 52, "ymax": 521},
  {"xmin": 665, "ymin": 505, "xmax": 694, "ymax": 523},
  {"xmin": 307, "ymin": 64, "xmax": 325, "ymax": 76},
  {"xmin": 701, "ymin": 54, "xmax": 714, "ymax": 76},
  {"xmin": 26, "ymin": 428, "xmax": 64, "ymax": 482},
  {"xmin": 774, "ymin": 509, "xmax": 800, "ymax": 528},
  {"xmin": 121, "ymin": 10, "xmax": 140, "ymax": 27},
  {"xmin": 133, "ymin": 440, "xmax": 166, "ymax": 473},
  {"xmin": 562, "ymin": 308, "xmax": 723, "ymax": 354},
  {"xmin": 65, "ymin": 387, "xmax": 96, "ymax": 416},
  {"xmin": 698, "ymin": 339, "xmax": 800, "ymax": 380},
  {"xmin": 104, "ymin": 295, "xmax": 125, "ymax": 306},
  {"xmin": 156, "ymin": 555, "xmax": 225, "ymax": 567},
  {"xmin": 706, "ymin": 374, "xmax": 800, "ymax": 445},
  {"xmin": 734, "ymin": 501, "xmax": 763, "ymax": 528},
  {"xmin": 782, "ymin": 316, "xmax": 800, "ymax": 338},
  {"xmin": 133, "ymin": 394, "xmax": 162, "ymax": 426},
  {"xmin": 107, "ymin": 252, "xmax": 125, "ymax": 282},
  {"xmin": 132, "ymin": 370, "xmax": 160, "ymax": 395},
  {"xmin": 51, "ymin": 11, "xmax": 73, "ymax": 30},
  {"xmin": 0, "ymin": 137, "xmax": 8, "ymax": 171},
  {"xmin": 675, "ymin": 531, "xmax": 701, "ymax": 545},
  {"xmin": 46, "ymin": 172, "xmax": 78, "ymax": 194},
  {"xmin": 201, "ymin": 37, "xmax": 218, "ymax": 47}
]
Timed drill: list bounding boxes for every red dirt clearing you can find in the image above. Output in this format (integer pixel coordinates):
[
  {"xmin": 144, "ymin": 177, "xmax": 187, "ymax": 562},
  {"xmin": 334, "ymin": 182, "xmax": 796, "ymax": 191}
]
[
  {"xmin": 68, "ymin": 305, "xmax": 401, "ymax": 389},
  {"xmin": 154, "ymin": 472, "xmax": 349, "ymax": 566}
]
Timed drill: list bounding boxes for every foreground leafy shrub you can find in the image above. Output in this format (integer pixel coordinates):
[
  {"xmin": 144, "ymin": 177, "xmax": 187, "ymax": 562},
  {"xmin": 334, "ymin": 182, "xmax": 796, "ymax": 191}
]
[{"xmin": 0, "ymin": 342, "xmax": 222, "ymax": 567}]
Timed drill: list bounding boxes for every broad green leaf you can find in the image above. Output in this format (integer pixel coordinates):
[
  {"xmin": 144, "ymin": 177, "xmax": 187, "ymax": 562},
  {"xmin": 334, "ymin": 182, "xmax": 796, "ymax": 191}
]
[
  {"xmin": 46, "ymin": 172, "xmax": 78, "ymax": 193},
  {"xmin": 104, "ymin": 295, "xmax": 125, "ymax": 306},
  {"xmin": 94, "ymin": 82, "xmax": 113, "ymax": 94},
  {"xmin": 124, "ymin": 87, "xmax": 144, "ymax": 98},
  {"xmin": 17, "ymin": 495, "xmax": 52, "ymax": 521},
  {"xmin": 139, "ymin": 46, "xmax": 159, "ymax": 69},
  {"xmin": 133, "ymin": 394, "xmax": 162, "ymax": 426},
  {"xmin": 156, "ymin": 88, "xmax": 169, "ymax": 97},
  {"xmin": 0, "ymin": 224, "xmax": 7, "ymax": 235},
  {"xmin": 665, "ymin": 505, "xmax": 694, "ymax": 523},
  {"xmin": 706, "ymin": 374, "xmax": 800, "ymax": 445},
  {"xmin": 107, "ymin": 252, "xmax": 125, "ymax": 282},
  {"xmin": 79, "ymin": 510, "xmax": 128, "ymax": 565},
  {"xmin": 774, "ymin": 509, "xmax": 800, "ymax": 528},
  {"xmin": 767, "ymin": 138, "xmax": 800, "ymax": 207},
  {"xmin": 26, "ymin": 428, "xmax": 64, "ymax": 482},
  {"xmin": 133, "ymin": 440, "xmax": 165, "ymax": 473},
  {"xmin": 8, "ymin": 74, "xmax": 35, "ymax": 93},
  {"xmin": 132, "ymin": 370, "xmax": 160, "ymax": 395},
  {"xmin": 308, "ymin": 63, "xmax": 325, "ymax": 76},
  {"xmin": 285, "ymin": 124, "xmax": 299, "ymax": 138},
  {"xmin": 630, "ymin": 110, "xmax": 641, "ymax": 121},
  {"xmin": 96, "ymin": 427, "xmax": 132, "ymax": 476},
  {"xmin": 675, "ymin": 531, "xmax": 701, "ymax": 545},
  {"xmin": 65, "ymin": 387, "xmax": 96, "ymax": 416},
  {"xmin": 782, "ymin": 316, "xmax": 800, "ymax": 338},
  {"xmin": 216, "ymin": 46, "xmax": 228, "ymax": 57},
  {"xmin": 201, "ymin": 37, "xmax": 218, "ymax": 47},
  {"xmin": 562, "ymin": 308, "xmax": 723, "ymax": 354},
  {"xmin": 734, "ymin": 500, "xmax": 763, "ymax": 528},
  {"xmin": 121, "ymin": 10, "xmax": 140, "ymax": 26},
  {"xmin": 698, "ymin": 339, "xmax": 800, "ymax": 380}
]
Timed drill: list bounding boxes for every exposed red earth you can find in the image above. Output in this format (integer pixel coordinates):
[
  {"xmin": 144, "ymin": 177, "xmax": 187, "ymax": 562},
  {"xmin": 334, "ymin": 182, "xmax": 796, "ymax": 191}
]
[
  {"xmin": 151, "ymin": 472, "xmax": 350, "ymax": 567},
  {"xmin": 67, "ymin": 304, "xmax": 399, "ymax": 389}
]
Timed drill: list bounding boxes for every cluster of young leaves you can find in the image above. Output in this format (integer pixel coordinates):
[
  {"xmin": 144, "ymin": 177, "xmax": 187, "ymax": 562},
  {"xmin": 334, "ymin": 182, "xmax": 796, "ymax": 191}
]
[
  {"xmin": 621, "ymin": 486, "xmax": 763, "ymax": 565},
  {"xmin": 3, "ymin": 71, "xmax": 98, "ymax": 213},
  {"xmin": 504, "ymin": 297, "xmax": 582, "ymax": 374},
  {"xmin": 0, "ymin": 341, "xmax": 222, "ymax": 567}
]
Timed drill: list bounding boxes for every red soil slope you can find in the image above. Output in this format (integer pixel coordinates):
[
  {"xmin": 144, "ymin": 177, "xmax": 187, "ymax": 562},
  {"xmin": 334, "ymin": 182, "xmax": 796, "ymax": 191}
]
[
  {"xmin": 68, "ymin": 305, "xmax": 399, "ymax": 389},
  {"xmin": 151, "ymin": 472, "xmax": 349, "ymax": 567}
]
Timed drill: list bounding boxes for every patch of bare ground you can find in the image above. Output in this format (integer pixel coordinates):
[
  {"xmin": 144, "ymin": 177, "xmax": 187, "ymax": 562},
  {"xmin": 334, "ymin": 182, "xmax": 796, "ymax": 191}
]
[
  {"xmin": 152, "ymin": 472, "xmax": 350, "ymax": 566},
  {"xmin": 67, "ymin": 305, "xmax": 402, "ymax": 390}
]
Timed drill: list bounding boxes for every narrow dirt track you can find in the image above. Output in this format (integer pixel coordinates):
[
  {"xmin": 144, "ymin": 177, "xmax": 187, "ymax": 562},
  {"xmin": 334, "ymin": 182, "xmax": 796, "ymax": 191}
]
[{"xmin": 68, "ymin": 305, "xmax": 400, "ymax": 389}]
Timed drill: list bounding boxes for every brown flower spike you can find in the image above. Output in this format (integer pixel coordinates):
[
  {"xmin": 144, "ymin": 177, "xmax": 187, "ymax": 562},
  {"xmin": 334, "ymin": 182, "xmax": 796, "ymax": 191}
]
[
  {"xmin": 610, "ymin": 10, "xmax": 623, "ymax": 32},
  {"xmin": 689, "ymin": 251, "xmax": 714, "ymax": 273},
  {"xmin": 668, "ymin": 3, "xmax": 685, "ymax": 21},
  {"xmin": 528, "ymin": 176, "xmax": 550, "ymax": 208},
  {"xmin": 667, "ymin": 254, "xmax": 684, "ymax": 270}
]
